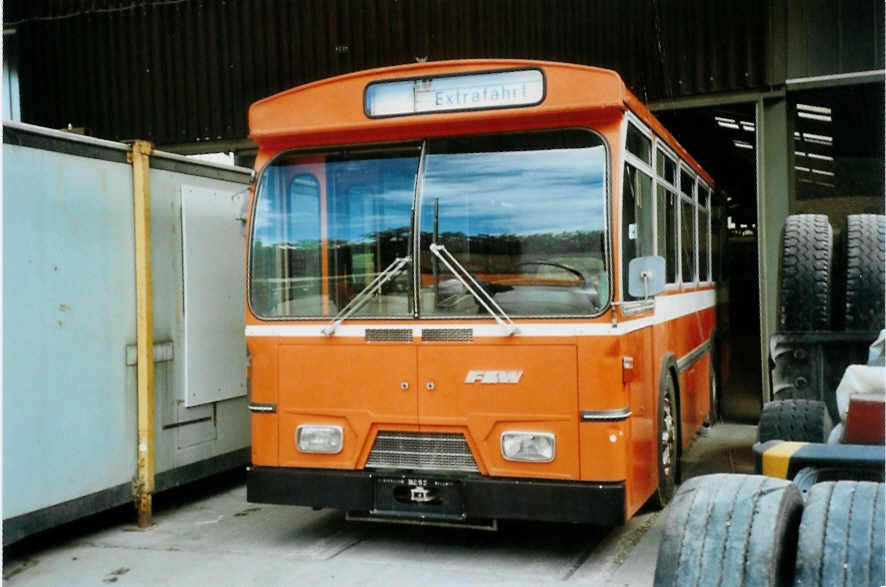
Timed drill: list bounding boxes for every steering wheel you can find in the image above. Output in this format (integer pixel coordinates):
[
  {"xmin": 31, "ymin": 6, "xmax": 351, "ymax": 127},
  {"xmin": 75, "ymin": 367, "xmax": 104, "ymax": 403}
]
[{"xmin": 515, "ymin": 261, "xmax": 586, "ymax": 284}]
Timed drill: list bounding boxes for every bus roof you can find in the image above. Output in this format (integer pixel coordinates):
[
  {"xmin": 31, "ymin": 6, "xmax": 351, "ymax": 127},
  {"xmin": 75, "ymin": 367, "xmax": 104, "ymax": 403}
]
[{"xmin": 249, "ymin": 59, "xmax": 713, "ymax": 185}]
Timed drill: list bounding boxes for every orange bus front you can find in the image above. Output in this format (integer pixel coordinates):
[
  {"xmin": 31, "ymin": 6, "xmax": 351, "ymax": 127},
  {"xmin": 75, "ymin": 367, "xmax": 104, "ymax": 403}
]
[{"xmin": 245, "ymin": 61, "xmax": 716, "ymax": 526}]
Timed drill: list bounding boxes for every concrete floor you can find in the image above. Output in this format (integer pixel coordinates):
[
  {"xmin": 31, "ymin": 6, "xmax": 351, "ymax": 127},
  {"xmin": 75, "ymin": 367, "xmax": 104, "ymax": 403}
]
[{"xmin": 3, "ymin": 423, "xmax": 756, "ymax": 586}]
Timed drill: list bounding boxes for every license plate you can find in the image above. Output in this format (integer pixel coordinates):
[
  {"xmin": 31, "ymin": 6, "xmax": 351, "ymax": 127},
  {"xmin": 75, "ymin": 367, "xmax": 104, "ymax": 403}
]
[{"xmin": 372, "ymin": 476, "xmax": 465, "ymax": 520}]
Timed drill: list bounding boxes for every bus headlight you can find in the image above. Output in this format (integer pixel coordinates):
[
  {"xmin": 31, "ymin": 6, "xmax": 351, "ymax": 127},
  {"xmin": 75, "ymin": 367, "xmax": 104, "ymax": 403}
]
[
  {"xmin": 500, "ymin": 431, "xmax": 555, "ymax": 462},
  {"xmin": 296, "ymin": 425, "xmax": 343, "ymax": 454}
]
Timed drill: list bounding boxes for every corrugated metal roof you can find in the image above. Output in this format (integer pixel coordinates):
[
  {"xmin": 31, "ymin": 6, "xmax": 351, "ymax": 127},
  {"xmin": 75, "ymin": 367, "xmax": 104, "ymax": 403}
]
[{"xmin": 0, "ymin": 0, "xmax": 800, "ymax": 145}]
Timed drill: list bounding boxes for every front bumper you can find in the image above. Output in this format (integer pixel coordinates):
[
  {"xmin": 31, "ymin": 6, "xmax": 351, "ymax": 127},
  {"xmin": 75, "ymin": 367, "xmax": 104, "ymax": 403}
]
[{"xmin": 247, "ymin": 466, "xmax": 626, "ymax": 525}]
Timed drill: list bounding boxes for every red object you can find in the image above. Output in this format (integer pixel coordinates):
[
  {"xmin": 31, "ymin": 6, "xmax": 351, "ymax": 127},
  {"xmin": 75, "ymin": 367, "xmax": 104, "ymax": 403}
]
[
  {"xmin": 622, "ymin": 356, "xmax": 635, "ymax": 384},
  {"xmin": 844, "ymin": 395, "xmax": 886, "ymax": 445}
]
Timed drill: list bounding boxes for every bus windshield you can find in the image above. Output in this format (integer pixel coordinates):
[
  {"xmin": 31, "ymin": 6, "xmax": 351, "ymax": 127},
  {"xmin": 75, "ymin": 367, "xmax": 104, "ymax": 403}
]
[
  {"xmin": 250, "ymin": 130, "xmax": 609, "ymax": 319},
  {"xmin": 250, "ymin": 147, "xmax": 419, "ymax": 319},
  {"xmin": 419, "ymin": 130, "xmax": 608, "ymax": 317}
]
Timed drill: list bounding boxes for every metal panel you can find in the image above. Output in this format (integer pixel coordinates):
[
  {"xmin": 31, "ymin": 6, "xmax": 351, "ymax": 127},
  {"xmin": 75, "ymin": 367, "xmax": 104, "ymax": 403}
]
[
  {"xmin": 145, "ymin": 163, "xmax": 250, "ymax": 475},
  {"xmin": 2, "ymin": 123, "xmax": 251, "ymax": 541},
  {"xmin": 7, "ymin": 0, "xmax": 776, "ymax": 146},
  {"xmin": 2, "ymin": 141, "xmax": 137, "ymax": 519},
  {"xmin": 181, "ymin": 185, "xmax": 248, "ymax": 407},
  {"xmin": 174, "ymin": 402, "xmax": 216, "ymax": 449},
  {"xmin": 786, "ymin": 0, "xmax": 885, "ymax": 79}
]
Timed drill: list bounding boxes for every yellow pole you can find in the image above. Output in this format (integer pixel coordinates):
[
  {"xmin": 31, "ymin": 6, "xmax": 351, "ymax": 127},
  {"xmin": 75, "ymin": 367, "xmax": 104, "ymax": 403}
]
[{"xmin": 128, "ymin": 140, "xmax": 155, "ymax": 528}]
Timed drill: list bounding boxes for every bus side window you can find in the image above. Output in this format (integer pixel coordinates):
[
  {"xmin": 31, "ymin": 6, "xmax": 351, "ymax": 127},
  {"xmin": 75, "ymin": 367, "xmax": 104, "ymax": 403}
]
[
  {"xmin": 626, "ymin": 123, "xmax": 652, "ymax": 165},
  {"xmin": 712, "ymin": 191, "xmax": 724, "ymax": 282},
  {"xmin": 656, "ymin": 150, "xmax": 678, "ymax": 284},
  {"xmin": 622, "ymin": 163, "xmax": 653, "ymax": 300},
  {"xmin": 698, "ymin": 184, "xmax": 711, "ymax": 282},
  {"xmin": 679, "ymin": 168, "xmax": 697, "ymax": 284},
  {"xmin": 656, "ymin": 186, "xmax": 678, "ymax": 284}
]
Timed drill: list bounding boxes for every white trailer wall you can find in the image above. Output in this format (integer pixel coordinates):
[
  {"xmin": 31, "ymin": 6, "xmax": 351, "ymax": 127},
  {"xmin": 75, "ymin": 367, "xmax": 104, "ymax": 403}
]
[{"xmin": 3, "ymin": 122, "xmax": 252, "ymax": 544}]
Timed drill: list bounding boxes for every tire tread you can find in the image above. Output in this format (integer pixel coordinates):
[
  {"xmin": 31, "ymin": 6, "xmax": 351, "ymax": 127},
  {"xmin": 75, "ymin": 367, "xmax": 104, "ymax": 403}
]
[
  {"xmin": 758, "ymin": 399, "xmax": 832, "ymax": 443},
  {"xmin": 844, "ymin": 214, "xmax": 886, "ymax": 330},
  {"xmin": 655, "ymin": 474, "xmax": 802, "ymax": 587},
  {"xmin": 795, "ymin": 480, "xmax": 886, "ymax": 587},
  {"xmin": 779, "ymin": 214, "xmax": 832, "ymax": 330}
]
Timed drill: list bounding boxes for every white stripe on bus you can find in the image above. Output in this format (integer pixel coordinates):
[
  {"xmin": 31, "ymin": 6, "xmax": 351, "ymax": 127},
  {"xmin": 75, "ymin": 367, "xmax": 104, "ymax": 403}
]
[{"xmin": 245, "ymin": 289, "xmax": 716, "ymax": 338}]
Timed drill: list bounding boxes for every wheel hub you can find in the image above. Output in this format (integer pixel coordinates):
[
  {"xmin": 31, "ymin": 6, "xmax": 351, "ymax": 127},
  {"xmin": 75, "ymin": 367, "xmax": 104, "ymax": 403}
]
[{"xmin": 662, "ymin": 391, "xmax": 676, "ymax": 475}]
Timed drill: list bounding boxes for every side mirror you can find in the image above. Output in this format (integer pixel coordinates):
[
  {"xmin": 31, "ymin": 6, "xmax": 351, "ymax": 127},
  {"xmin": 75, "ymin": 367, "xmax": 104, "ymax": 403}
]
[{"xmin": 628, "ymin": 256, "xmax": 666, "ymax": 299}]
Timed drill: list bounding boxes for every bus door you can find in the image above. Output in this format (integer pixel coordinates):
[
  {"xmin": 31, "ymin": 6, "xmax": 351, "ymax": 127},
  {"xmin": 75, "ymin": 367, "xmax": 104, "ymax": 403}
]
[
  {"xmin": 622, "ymin": 324, "xmax": 656, "ymax": 513},
  {"xmin": 250, "ymin": 147, "xmax": 423, "ymax": 464}
]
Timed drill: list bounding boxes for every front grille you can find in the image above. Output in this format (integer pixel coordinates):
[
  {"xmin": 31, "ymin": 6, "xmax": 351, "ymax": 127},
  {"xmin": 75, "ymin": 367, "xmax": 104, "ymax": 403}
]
[
  {"xmin": 422, "ymin": 328, "xmax": 473, "ymax": 342},
  {"xmin": 365, "ymin": 432, "xmax": 480, "ymax": 472},
  {"xmin": 365, "ymin": 328, "xmax": 413, "ymax": 342}
]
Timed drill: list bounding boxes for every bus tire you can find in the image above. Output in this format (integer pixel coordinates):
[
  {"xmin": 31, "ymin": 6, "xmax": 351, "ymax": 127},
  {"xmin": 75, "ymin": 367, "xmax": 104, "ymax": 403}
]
[
  {"xmin": 843, "ymin": 214, "xmax": 886, "ymax": 330},
  {"xmin": 654, "ymin": 474, "xmax": 802, "ymax": 587},
  {"xmin": 794, "ymin": 481, "xmax": 885, "ymax": 587},
  {"xmin": 757, "ymin": 399, "xmax": 832, "ymax": 443},
  {"xmin": 651, "ymin": 369, "xmax": 679, "ymax": 509},
  {"xmin": 779, "ymin": 214, "xmax": 832, "ymax": 331}
]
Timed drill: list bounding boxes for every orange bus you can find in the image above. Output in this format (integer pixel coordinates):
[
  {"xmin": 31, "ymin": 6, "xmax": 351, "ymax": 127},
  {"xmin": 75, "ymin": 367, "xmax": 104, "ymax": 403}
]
[{"xmin": 245, "ymin": 60, "xmax": 724, "ymax": 526}]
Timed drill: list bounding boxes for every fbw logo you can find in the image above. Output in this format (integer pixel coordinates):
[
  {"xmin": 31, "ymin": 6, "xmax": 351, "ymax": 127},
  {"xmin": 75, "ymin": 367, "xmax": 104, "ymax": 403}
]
[{"xmin": 464, "ymin": 370, "xmax": 523, "ymax": 384}]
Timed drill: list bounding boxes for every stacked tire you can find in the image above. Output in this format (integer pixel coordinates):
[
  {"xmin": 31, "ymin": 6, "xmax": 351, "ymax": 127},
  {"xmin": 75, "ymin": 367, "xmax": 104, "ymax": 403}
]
[
  {"xmin": 842, "ymin": 214, "xmax": 886, "ymax": 331},
  {"xmin": 774, "ymin": 214, "xmax": 886, "ymax": 409},
  {"xmin": 654, "ymin": 475, "xmax": 885, "ymax": 587},
  {"xmin": 778, "ymin": 213, "xmax": 885, "ymax": 332},
  {"xmin": 757, "ymin": 399, "xmax": 832, "ymax": 444},
  {"xmin": 779, "ymin": 214, "xmax": 833, "ymax": 331}
]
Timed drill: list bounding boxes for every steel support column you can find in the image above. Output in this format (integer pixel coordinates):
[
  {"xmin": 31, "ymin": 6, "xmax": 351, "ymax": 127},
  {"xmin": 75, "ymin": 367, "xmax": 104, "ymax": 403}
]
[{"xmin": 755, "ymin": 97, "xmax": 794, "ymax": 404}]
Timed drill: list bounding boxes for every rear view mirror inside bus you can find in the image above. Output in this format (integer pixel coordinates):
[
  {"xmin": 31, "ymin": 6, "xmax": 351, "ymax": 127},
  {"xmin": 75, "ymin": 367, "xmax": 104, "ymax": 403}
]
[{"xmin": 628, "ymin": 256, "xmax": 666, "ymax": 299}]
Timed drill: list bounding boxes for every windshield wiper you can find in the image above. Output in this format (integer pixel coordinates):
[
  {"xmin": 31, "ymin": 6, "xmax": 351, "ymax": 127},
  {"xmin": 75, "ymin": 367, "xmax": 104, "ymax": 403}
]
[
  {"xmin": 321, "ymin": 256, "xmax": 411, "ymax": 336},
  {"xmin": 429, "ymin": 243, "xmax": 517, "ymax": 336}
]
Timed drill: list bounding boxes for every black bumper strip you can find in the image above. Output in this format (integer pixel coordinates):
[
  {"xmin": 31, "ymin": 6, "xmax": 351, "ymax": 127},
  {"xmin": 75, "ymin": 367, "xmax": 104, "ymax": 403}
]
[{"xmin": 247, "ymin": 467, "xmax": 626, "ymax": 525}]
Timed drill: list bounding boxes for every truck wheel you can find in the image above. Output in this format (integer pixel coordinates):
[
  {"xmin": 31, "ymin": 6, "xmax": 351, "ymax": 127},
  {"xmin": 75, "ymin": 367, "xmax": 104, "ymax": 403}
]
[
  {"xmin": 654, "ymin": 474, "xmax": 802, "ymax": 587},
  {"xmin": 843, "ymin": 214, "xmax": 885, "ymax": 330},
  {"xmin": 779, "ymin": 214, "xmax": 832, "ymax": 331},
  {"xmin": 794, "ymin": 481, "xmax": 885, "ymax": 587},
  {"xmin": 651, "ymin": 370, "xmax": 678, "ymax": 509},
  {"xmin": 757, "ymin": 399, "xmax": 833, "ymax": 443}
]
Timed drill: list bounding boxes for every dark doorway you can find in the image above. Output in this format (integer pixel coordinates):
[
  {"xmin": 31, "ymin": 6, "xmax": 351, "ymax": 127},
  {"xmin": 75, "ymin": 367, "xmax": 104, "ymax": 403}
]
[{"xmin": 656, "ymin": 103, "xmax": 762, "ymax": 423}]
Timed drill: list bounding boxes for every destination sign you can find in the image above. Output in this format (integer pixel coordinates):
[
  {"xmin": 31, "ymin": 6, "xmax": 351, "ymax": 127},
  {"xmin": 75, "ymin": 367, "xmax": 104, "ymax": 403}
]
[{"xmin": 365, "ymin": 69, "xmax": 545, "ymax": 117}]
